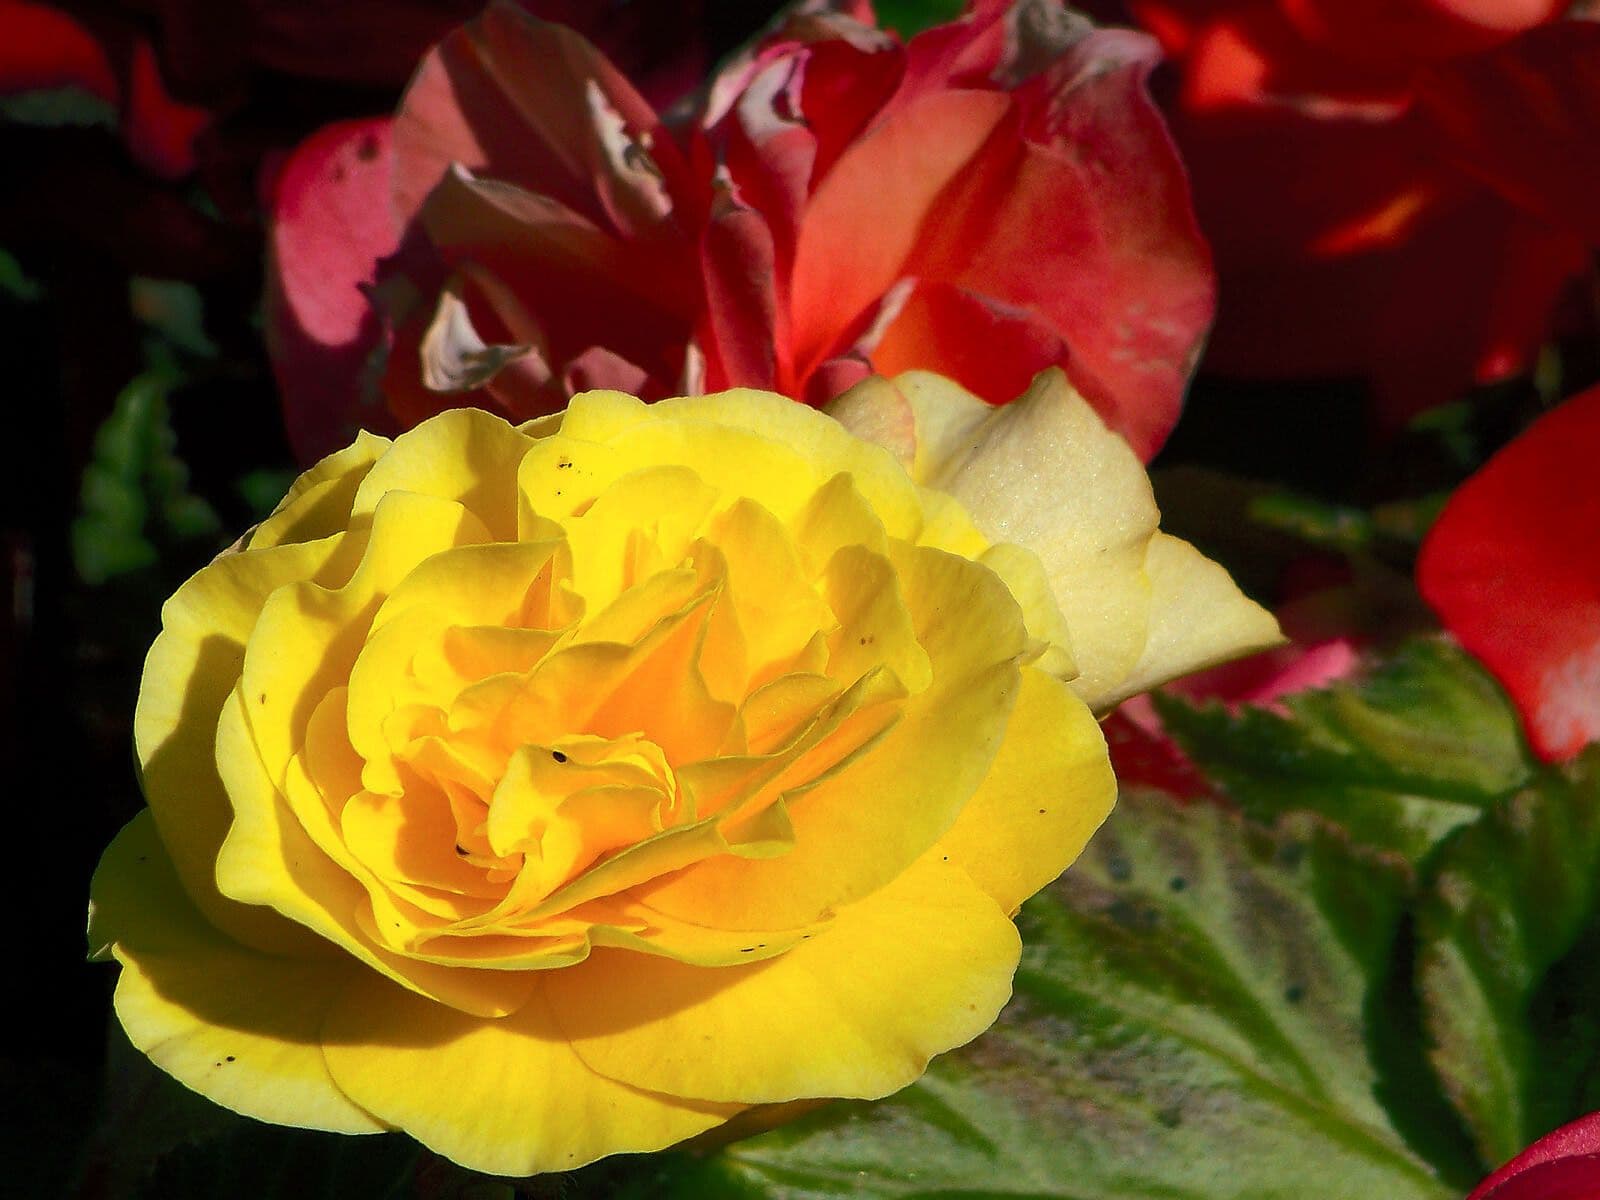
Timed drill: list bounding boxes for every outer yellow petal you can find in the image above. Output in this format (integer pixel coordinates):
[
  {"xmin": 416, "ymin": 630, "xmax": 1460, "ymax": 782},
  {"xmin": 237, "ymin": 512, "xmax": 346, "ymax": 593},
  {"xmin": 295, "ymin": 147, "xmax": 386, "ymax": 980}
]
[
  {"xmin": 321, "ymin": 975, "xmax": 737, "ymax": 1177},
  {"xmin": 1107, "ymin": 531, "xmax": 1285, "ymax": 708},
  {"xmin": 894, "ymin": 368, "xmax": 1160, "ymax": 710},
  {"xmin": 250, "ymin": 430, "xmax": 391, "ymax": 550},
  {"xmin": 135, "ymin": 536, "xmax": 347, "ymax": 955},
  {"xmin": 545, "ymin": 855, "xmax": 1020, "ymax": 1104},
  {"xmin": 933, "ymin": 666, "xmax": 1115, "ymax": 914},
  {"xmin": 350, "ymin": 408, "xmax": 536, "ymax": 541},
  {"xmin": 87, "ymin": 813, "xmax": 380, "ymax": 1134}
]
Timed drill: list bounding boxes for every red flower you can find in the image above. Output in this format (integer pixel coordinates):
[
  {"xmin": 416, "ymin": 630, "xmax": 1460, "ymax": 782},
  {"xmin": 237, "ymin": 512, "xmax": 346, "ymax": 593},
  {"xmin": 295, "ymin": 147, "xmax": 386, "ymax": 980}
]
[
  {"xmin": 1467, "ymin": 1111, "xmax": 1600, "ymax": 1200},
  {"xmin": 1126, "ymin": 0, "xmax": 1599, "ymax": 427},
  {"xmin": 1418, "ymin": 384, "xmax": 1600, "ymax": 763},
  {"xmin": 268, "ymin": 0, "xmax": 1214, "ymax": 462}
]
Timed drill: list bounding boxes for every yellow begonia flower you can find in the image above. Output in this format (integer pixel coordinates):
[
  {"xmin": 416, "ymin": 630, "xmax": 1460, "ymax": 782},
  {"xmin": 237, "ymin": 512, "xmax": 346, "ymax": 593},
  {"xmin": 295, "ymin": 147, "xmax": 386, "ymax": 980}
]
[{"xmin": 88, "ymin": 378, "xmax": 1274, "ymax": 1175}]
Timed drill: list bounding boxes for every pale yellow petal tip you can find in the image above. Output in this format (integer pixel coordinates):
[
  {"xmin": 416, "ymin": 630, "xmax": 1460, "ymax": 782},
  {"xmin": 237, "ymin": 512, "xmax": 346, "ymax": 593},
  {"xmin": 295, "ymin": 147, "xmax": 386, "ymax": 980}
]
[
  {"xmin": 1096, "ymin": 532, "xmax": 1285, "ymax": 711},
  {"xmin": 824, "ymin": 376, "xmax": 917, "ymax": 471}
]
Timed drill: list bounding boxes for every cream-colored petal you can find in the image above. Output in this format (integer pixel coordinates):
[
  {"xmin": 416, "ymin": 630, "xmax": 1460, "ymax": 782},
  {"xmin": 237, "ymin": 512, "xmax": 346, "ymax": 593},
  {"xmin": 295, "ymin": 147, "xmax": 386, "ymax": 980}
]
[
  {"xmin": 88, "ymin": 813, "xmax": 381, "ymax": 1134},
  {"xmin": 823, "ymin": 375, "xmax": 916, "ymax": 471},
  {"xmin": 894, "ymin": 369, "xmax": 1161, "ymax": 708},
  {"xmin": 545, "ymin": 855, "xmax": 1019, "ymax": 1104},
  {"xmin": 321, "ymin": 975, "xmax": 737, "ymax": 1177},
  {"xmin": 933, "ymin": 666, "xmax": 1115, "ymax": 914},
  {"xmin": 1104, "ymin": 531, "xmax": 1285, "ymax": 708}
]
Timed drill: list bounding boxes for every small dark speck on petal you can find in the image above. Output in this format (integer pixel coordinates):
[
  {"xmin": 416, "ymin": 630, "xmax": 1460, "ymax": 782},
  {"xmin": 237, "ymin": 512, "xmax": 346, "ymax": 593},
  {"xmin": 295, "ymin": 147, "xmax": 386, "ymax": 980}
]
[
  {"xmin": 552, "ymin": 750, "xmax": 568, "ymax": 763},
  {"xmin": 1038, "ymin": 808, "xmax": 1047, "ymax": 814},
  {"xmin": 259, "ymin": 693, "xmax": 267, "ymax": 704},
  {"xmin": 225, "ymin": 1055, "xmax": 235, "ymax": 1062},
  {"xmin": 739, "ymin": 947, "xmax": 755, "ymax": 953},
  {"xmin": 455, "ymin": 844, "xmax": 470, "ymax": 856}
]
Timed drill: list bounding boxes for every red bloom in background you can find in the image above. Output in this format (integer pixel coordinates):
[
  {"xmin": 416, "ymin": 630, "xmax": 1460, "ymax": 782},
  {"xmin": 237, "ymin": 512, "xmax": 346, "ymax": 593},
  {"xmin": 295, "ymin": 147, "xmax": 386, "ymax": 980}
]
[
  {"xmin": 268, "ymin": 0, "xmax": 1214, "ymax": 463},
  {"xmin": 1467, "ymin": 1110, "xmax": 1600, "ymax": 1200},
  {"xmin": 1418, "ymin": 383, "xmax": 1600, "ymax": 762},
  {"xmin": 1124, "ymin": 0, "xmax": 1600, "ymax": 427}
]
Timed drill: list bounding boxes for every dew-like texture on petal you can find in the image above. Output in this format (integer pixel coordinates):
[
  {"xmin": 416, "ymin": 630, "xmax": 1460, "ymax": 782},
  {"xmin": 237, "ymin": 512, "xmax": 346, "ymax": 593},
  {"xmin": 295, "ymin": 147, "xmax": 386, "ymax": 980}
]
[
  {"xmin": 321, "ymin": 975, "xmax": 736, "ymax": 1177},
  {"xmin": 545, "ymin": 855, "xmax": 1020, "ymax": 1104},
  {"xmin": 89, "ymin": 813, "xmax": 379, "ymax": 1134},
  {"xmin": 933, "ymin": 666, "xmax": 1116, "ymax": 914}
]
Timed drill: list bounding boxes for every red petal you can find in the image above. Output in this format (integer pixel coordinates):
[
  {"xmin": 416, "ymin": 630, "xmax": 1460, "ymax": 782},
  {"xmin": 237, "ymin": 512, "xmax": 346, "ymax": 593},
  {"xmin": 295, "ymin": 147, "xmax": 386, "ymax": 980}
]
[
  {"xmin": 865, "ymin": 279, "xmax": 1067, "ymax": 404},
  {"xmin": 1469, "ymin": 1112, "xmax": 1600, "ymax": 1200},
  {"xmin": 391, "ymin": 1, "xmax": 689, "ymax": 237},
  {"xmin": 787, "ymin": 87, "xmax": 1011, "ymax": 387},
  {"xmin": 1418, "ymin": 21, "xmax": 1600, "ymax": 247},
  {"xmin": 1275, "ymin": 0, "xmax": 1563, "ymax": 64},
  {"xmin": 909, "ymin": 28, "xmax": 1214, "ymax": 458},
  {"xmin": 265, "ymin": 117, "xmax": 400, "ymax": 463},
  {"xmin": 0, "ymin": 1, "xmax": 116, "ymax": 99},
  {"xmin": 1418, "ymin": 384, "xmax": 1600, "ymax": 762},
  {"xmin": 122, "ymin": 38, "xmax": 208, "ymax": 178}
]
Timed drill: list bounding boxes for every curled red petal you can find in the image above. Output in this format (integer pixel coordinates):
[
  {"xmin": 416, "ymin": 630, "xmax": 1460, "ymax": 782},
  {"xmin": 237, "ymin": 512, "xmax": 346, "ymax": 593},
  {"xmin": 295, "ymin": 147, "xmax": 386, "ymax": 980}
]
[{"xmin": 1418, "ymin": 384, "xmax": 1600, "ymax": 762}]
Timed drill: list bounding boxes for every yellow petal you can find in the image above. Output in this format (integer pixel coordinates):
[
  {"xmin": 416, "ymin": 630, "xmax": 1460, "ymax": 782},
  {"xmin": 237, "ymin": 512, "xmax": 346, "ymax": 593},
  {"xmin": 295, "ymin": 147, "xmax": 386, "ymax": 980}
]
[
  {"xmin": 545, "ymin": 854, "xmax": 1019, "ymax": 1104},
  {"xmin": 321, "ymin": 975, "xmax": 736, "ymax": 1177},
  {"xmin": 895, "ymin": 368, "xmax": 1160, "ymax": 709},
  {"xmin": 1107, "ymin": 531, "xmax": 1285, "ymax": 708},
  {"xmin": 88, "ymin": 812, "xmax": 380, "ymax": 1134},
  {"xmin": 135, "ymin": 535, "xmax": 347, "ymax": 955},
  {"xmin": 639, "ymin": 543, "xmax": 1027, "ymax": 929},
  {"xmin": 350, "ymin": 407, "xmax": 535, "ymax": 541},
  {"xmin": 213, "ymin": 687, "xmax": 538, "ymax": 1018},
  {"xmin": 933, "ymin": 666, "xmax": 1115, "ymax": 914},
  {"xmin": 250, "ymin": 431, "xmax": 391, "ymax": 550}
]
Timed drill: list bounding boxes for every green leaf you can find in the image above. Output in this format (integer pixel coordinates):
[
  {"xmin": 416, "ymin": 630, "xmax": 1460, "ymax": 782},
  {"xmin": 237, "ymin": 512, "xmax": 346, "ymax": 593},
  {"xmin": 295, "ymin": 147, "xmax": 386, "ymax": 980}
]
[
  {"xmin": 1155, "ymin": 639, "xmax": 1534, "ymax": 865},
  {"xmin": 633, "ymin": 793, "xmax": 1457, "ymax": 1200},
  {"xmin": 131, "ymin": 277, "xmax": 218, "ymax": 358},
  {"xmin": 72, "ymin": 371, "xmax": 222, "ymax": 585},
  {"xmin": 0, "ymin": 86, "xmax": 116, "ymax": 129},
  {"xmin": 1416, "ymin": 751, "xmax": 1600, "ymax": 1167},
  {"xmin": 874, "ymin": 0, "xmax": 964, "ymax": 36},
  {"xmin": 0, "ymin": 247, "xmax": 42, "ymax": 302}
]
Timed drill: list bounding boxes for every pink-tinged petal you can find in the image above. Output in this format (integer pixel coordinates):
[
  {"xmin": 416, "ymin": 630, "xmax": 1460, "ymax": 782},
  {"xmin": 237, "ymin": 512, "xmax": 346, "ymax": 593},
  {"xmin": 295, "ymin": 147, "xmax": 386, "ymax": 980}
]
[
  {"xmin": 1418, "ymin": 384, "xmax": 1600, "ymax": 762},
  {"xmin": 1418, "ymin": 22, "xmax": 1600, "ymax": 247},
  {"xmin": 866, "ymin": 279, "xmax": 1067, "ymax": 405},
  {"xmin": 788, "ymin": 87, "xmax": 1011, "ymax": 388},
  {"xmin": 1469, "ymin": 1111, "xmax": 1600, "ymax": 1200},
  {"xmin": 908, "ymin": 28, "xmax": 1214, "ymax": 459},
  {"xmin": 266, "ymin": 117, "xmax": 400, "ymax": 463},
  {"xmin": 391, "ymin": 0, "xmax": 690, "ymax": 238}
]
